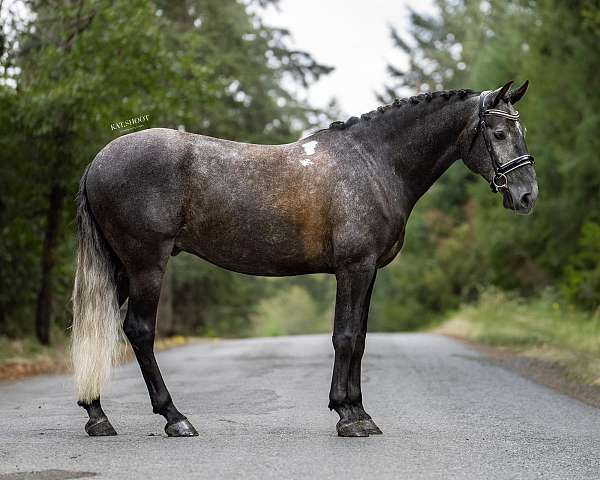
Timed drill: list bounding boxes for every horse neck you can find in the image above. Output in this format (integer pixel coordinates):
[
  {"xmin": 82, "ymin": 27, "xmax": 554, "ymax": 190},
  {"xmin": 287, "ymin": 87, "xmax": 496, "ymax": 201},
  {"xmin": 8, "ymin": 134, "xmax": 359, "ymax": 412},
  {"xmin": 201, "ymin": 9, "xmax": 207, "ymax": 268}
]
[{"xmin": 348, "ymin": 95, "xmax": 479, "ymax": 205}]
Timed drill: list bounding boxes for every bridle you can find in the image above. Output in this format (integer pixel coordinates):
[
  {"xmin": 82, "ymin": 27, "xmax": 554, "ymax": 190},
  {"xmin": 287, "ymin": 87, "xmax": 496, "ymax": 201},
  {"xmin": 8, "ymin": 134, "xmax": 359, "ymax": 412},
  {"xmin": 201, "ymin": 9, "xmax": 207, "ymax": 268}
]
[{"xmin": 469, "ymin": 91, "xmax": 535, "ymax": 193}]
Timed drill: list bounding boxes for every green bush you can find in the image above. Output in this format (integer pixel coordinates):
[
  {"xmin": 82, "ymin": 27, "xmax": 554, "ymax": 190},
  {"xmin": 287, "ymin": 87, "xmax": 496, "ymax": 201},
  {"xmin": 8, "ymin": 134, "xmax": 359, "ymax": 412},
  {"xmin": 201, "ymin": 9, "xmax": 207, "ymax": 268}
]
[
  {"xmin": 251, "ymin": 285, "xmax": 332, "ymax": 336},
  {"xmin": 563, "ymin": 222, "xmax": 600, "ymax": 311}
]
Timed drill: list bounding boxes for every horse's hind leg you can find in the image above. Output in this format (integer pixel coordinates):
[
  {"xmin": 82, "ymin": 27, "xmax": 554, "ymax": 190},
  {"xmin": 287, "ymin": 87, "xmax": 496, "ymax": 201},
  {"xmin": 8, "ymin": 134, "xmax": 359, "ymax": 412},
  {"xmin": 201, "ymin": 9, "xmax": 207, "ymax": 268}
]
[
  {"xmin": 123, "ymin": 244, "xmax": 198, "ymax": 437},
  {"xmin": 76, "ymin": 263, "xmax": 129, "ymax": 436},
  {"xmin": 78, "ymin": 398, "xmax": 117, "ymax": 436}
]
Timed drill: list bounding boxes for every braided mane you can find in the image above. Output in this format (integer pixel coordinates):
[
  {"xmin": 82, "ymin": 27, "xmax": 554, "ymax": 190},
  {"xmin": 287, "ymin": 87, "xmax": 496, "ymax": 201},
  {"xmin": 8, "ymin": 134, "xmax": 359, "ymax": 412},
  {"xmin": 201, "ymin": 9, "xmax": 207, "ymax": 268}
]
[{"xmin": 328, "ymin": 89, "xmax": 476, "ymax": 131}]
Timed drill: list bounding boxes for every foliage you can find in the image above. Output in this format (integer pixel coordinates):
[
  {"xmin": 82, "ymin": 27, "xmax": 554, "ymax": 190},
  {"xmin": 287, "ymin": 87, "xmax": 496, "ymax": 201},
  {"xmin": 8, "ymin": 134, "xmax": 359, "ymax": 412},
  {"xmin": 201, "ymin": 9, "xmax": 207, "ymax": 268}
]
[
  {"xmin": 167, "ymin": 254, "xmax": 268, "ymax": 337},
  {"xmin": 371, "ymin": 0, "xmax": 600, "ymax": 330},
  {"xmin": 251, "ymin": 284, "xmax": 332, "ymax": 336},
  {"xmin": 562, "ymin": 222, "xmax": 600, "ymax": 311},
  {"xmin": 1, "ymin": 0, "xmax": 598, "ymax": 343},
  {"xmin": 0, "ymin": 0, "xmax": 331, "ymax": 340},
  {"xmin": 437, "ymin": 287, "xmax": 600, "ymax": 383}
]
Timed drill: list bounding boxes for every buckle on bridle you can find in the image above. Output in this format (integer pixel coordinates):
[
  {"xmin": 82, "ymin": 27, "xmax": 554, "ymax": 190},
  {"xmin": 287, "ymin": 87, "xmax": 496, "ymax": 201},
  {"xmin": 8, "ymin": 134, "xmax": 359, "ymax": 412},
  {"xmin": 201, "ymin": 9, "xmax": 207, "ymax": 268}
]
[{"xmin": 491, "ymin": 173, "xmax": 508, "ymax": 193}]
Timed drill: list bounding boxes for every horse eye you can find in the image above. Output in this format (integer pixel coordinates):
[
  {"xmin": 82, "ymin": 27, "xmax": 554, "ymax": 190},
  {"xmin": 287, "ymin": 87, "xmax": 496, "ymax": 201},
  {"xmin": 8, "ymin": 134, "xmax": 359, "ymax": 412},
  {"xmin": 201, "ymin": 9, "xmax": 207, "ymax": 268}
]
[{"xmin": 494, "ymin": 129, "xmax": 506, "ymax": 140}]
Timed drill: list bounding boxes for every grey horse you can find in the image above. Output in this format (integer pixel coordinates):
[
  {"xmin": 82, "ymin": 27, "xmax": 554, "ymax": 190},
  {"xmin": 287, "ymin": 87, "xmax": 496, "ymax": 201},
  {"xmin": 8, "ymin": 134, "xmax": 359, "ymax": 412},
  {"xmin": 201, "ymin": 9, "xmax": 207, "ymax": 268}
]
[{"xmin": 71, "ymin": 80, "xmax": 537, "ymax": 438}]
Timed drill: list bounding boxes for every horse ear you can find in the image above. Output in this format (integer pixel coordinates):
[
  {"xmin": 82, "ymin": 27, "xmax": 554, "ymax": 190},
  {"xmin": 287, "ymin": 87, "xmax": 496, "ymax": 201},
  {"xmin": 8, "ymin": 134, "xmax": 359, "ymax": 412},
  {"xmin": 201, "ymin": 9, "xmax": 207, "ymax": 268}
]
[
  {"xmin": 509, "ymin": 80, "xmax": 529, "ymax": 104},
  {"xmin": 491, "ymin": 80, "xmax": 514, "ymax": 108}
]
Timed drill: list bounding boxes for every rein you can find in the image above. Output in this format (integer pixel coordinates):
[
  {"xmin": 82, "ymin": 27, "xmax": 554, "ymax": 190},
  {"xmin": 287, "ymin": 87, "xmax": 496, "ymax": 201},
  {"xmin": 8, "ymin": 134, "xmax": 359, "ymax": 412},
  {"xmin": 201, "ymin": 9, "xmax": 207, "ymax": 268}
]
[{"xmin": 470, "ymin": 91, "xmax": 535, "ymax": 193}]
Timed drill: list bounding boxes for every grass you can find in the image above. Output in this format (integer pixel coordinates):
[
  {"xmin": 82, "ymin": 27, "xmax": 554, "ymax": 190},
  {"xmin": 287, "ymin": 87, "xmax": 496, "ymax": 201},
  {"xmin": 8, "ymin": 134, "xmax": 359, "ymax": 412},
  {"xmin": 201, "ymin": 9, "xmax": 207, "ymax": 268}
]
[
  {"xmin": 0, "ymin": 332, "xmax": 198, "ymax": 381},
  {"xmin": 435, "ymin": 288, "xmax": 600, "ymax": 384},
  {"xmin": 0, "ymin": 335, "xmax": 67, "ymax": 363},
  {"xmin": 0, "ymin": 333, "xmax": 70, "ymax": 380}
]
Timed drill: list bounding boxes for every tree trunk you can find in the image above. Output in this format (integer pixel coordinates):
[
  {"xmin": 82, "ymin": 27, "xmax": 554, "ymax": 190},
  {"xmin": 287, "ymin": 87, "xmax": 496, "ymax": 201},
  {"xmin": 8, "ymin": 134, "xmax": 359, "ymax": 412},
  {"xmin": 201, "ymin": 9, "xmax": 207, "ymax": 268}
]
[
  {"xmin": 35, "ymin": 184, "xmax": 65, "ymax": 345},
  {"xmin": 0, "ymin": 307, "xmax": 5, "ymax": 336}
]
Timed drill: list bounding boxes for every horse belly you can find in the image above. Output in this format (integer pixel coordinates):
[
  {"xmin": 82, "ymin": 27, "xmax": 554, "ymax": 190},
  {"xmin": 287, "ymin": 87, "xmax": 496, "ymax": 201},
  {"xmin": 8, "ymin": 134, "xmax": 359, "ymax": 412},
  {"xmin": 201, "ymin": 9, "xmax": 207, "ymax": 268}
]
[{"xmin": 176, "ymin": 185, "xmax": 333, "ymax": 276}]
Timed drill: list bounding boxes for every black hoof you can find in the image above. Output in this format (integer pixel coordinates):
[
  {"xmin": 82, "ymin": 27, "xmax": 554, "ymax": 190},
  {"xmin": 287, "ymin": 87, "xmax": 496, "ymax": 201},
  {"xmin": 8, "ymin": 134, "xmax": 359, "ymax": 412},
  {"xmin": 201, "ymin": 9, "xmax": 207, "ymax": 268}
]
[
  {"xmin": 165, "ymin": 418, "xmax": 199, "ymax": 437},
  {"xmin": 85, "ymin": 418, "xmax": 117, "ymax": 436},
  {"xmin": 360, "ymin": 418, "xmax": 383, "ymax": 435},
  {"xmin": 336, "ymin": 420, "xmax": 369, "ymax": 437}
]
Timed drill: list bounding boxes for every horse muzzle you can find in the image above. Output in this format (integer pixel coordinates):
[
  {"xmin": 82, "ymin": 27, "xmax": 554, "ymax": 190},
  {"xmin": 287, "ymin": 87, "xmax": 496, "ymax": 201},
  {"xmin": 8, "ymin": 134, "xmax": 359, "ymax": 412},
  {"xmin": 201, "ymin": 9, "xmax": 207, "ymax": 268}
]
[{"xmin": 503, "ymin": 182, "xmax": 538, "ymax": 214}]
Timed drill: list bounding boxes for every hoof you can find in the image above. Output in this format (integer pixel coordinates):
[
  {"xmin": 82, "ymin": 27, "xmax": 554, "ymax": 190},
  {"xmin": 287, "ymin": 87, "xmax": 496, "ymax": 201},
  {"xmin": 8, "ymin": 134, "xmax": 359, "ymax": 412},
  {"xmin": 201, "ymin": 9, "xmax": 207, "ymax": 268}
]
[
  {"xmin": 360, "ymin": 418, "xmax": 383, "ymax": 435},
  {"xmin": 336, "ymin": 420, "xmax": 369, "ymax": 437},
  {"xmin": 165, "ymin": 418, "xmax": 199, "ymax": 437},
  {"xmin": 85, "ymin": 418, "xmax": 117, "ymax": 436}
]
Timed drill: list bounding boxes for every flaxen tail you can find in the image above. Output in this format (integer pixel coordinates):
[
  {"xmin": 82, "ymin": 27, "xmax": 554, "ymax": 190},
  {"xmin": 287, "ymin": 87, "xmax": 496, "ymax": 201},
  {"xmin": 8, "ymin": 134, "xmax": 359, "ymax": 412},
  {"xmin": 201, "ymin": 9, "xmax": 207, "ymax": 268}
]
[{"xmin": 71, "ymin": 167, "xmax": 122, "ymax": 403}]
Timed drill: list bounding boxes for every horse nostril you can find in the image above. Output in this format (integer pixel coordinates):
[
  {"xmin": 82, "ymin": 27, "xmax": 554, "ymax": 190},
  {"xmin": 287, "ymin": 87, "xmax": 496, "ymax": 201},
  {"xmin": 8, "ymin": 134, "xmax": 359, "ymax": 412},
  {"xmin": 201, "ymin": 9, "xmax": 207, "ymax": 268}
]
[{"xmin": 520, "ymin": 192, "xmax": 532, "ymax": 208}]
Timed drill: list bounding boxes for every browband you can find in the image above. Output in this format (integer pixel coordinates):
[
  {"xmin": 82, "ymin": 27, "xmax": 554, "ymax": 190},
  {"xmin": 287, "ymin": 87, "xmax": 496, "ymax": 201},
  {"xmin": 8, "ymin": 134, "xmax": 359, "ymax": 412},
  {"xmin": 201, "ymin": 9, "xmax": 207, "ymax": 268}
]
[{"xmin": 484, "ymin": 109, "xmax": 520, "ymax": 121}]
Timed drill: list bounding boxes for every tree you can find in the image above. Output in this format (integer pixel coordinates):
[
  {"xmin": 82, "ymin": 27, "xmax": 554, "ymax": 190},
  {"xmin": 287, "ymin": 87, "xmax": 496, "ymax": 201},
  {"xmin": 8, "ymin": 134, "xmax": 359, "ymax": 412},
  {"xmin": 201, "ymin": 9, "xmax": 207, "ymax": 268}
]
[
  {"xmin": 372, "ymin": 0, "xmax": 600, "ymax": 329},
  {"xmin": 0, "ymin": 0, "xmax": 332, "ymax": 342}
]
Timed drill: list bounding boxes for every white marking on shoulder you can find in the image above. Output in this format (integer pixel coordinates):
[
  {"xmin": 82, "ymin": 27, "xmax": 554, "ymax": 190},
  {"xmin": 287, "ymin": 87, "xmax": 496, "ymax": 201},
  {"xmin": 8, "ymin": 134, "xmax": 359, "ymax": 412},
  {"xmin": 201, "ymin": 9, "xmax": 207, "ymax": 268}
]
[
  {"xmin": 300, "ymin": 158, "xmax": 313, "ymax": 166},
  {"xmin": 302, "ymin": 141, "xmax": 318, "ymax": 155}
]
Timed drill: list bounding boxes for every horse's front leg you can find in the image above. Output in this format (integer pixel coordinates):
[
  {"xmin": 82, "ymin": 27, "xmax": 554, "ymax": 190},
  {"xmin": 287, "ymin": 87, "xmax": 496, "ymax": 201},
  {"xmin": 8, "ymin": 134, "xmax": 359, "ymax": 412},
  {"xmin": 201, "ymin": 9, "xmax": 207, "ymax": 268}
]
[
  {"xmin": 329, "ymin": 261, "xmax": 376, "ymax": 437},
  {"xmin": 347, "ymin": 272, "xmax": 383, "ymax": 434}
]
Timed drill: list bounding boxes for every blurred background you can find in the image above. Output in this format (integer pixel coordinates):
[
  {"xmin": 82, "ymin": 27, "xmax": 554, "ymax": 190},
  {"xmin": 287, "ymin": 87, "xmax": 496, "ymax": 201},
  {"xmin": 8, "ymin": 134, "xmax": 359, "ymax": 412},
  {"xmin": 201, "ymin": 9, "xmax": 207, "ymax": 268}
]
[{"xmin": 0, "ymin": 0, "xmax": 598, "ymax": 370}]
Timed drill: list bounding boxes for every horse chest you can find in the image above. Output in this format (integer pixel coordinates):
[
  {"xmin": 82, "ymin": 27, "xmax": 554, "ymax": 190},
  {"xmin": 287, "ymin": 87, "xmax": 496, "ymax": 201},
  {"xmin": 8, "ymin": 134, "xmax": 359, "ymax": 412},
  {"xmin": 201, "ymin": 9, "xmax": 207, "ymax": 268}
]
[{"xmin": 377, "ymin": 227, "xmax": 406, "ymax": 267}]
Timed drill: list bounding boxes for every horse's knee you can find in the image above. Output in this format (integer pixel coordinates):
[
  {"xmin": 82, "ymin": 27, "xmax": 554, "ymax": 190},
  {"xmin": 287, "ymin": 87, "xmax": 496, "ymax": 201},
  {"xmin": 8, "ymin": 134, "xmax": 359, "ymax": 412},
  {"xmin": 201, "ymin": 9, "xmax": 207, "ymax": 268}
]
[{"xmin": 332, "ymin": 331, "xmax": 356, "ymax": 352}]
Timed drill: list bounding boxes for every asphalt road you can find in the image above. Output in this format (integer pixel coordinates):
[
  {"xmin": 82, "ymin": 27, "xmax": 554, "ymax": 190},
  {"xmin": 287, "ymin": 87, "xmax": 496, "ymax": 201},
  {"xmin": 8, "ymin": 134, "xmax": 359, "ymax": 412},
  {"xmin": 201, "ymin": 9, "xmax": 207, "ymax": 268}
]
[{"xmin": 1, "ymin": 334, "xmax": 599, "ymax": 480}]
